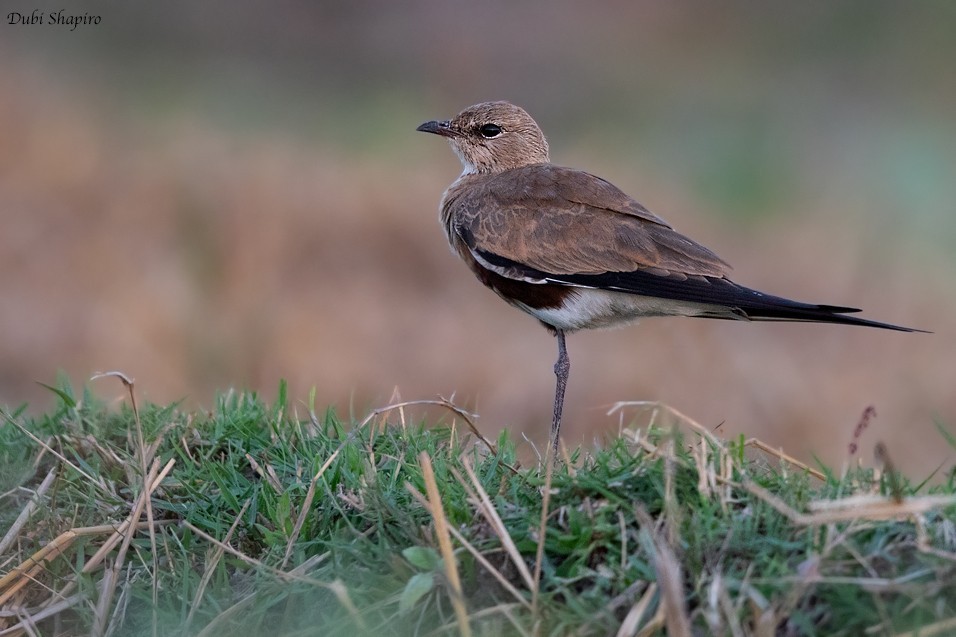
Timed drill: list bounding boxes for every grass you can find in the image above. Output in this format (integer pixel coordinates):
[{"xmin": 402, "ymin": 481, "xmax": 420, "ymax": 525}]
[{"xmin": 1, "ymin": 378, "xmax": 955, "ymax": 637}]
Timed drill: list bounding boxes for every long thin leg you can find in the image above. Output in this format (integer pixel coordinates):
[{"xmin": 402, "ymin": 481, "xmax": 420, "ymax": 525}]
[{"xmin": 550, "ymin": 329, "xmax": 570, "ymax": 454}]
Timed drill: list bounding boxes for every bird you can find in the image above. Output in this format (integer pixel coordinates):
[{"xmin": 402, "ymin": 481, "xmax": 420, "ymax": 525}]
[{"xmin": 416, "ymin": 101, "xmax": 923, "ymax": 455}]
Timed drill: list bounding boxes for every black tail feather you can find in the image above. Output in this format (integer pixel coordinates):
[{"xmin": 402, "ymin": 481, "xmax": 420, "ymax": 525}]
[
  {"xmin": 735, "ymin": 304, "xmax": 924, "ymax": 332},
  {"xmin": 554, "ymin": 269, "xmax": 928, "ymax": 333}
]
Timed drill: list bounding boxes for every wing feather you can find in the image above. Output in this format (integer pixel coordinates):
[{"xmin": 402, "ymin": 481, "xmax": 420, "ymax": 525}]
[{"xmin": 449, "ymin": 164, "xmax": 730, "ymax": 279}]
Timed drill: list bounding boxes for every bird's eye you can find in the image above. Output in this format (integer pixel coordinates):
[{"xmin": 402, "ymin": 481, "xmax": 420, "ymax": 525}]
[{"xmin": 478, "ymin": 123, "xmax": 503, "ymax": 138}]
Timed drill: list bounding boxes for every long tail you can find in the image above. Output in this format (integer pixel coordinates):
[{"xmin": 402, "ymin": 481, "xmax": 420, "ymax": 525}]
[
  {"xmin": 554, "ymin": 269, "xmax": 928, "ymax": 333},
  {"xmin": 692, "ymin": 281, "xmax": 927, "ymax": 332},
  {"xmin": 734, "ymin": 299, "xmax": 925, "ymax": 332}
]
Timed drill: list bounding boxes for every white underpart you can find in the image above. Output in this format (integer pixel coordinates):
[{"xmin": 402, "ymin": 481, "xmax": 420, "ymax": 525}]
[
  {"xmin": 450, "ymin": 142, "xmax": 477, "ymax": 175},
  {"xmin": 515, "ymin": 287, "xmax": 741, "ymax": 332}
]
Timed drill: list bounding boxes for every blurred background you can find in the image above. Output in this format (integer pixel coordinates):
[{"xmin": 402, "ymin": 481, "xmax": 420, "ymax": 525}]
[{"xmin": 1, "ymin": 1, "xmax": 953, "ymax": 474}]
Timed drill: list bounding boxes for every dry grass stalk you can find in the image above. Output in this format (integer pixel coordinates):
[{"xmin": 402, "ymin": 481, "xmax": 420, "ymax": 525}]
[
  {"xmin": 184, "ymin": 500, "xmax": 252, "ymax": 631},
  {"xmin": 615, "ymin": 582, "xmax": 659, "ymax": 637},
  {"xmin": 357, "ymin": 397, "xmax": 496, "ymax": 456},
  {"xmin": 280, "ymin": 430, "xmax": 357, "ymax": 569},
  {"xmin": 633, "ymin": 605, "xmax": 667, "ymax": 637},
  {"xmin": 418, "ymin": 451, "xmax": 472, "ymax": 637},
  {"xmin": 531, "ymin": 451, "xmax": 553, "ymax": 618},
  {"xmin": 91, "ymin": 369, "xmax": 165, "ymax": 637},
  {"xmin": 0, "ymin": 454, "xmax": 174, "ymax": 627},
  {"xmin": 245, "ymin": 454, "xmax": 283, "ymax": 493},
  {"xmin": 382, "ymin": 386, "xmax": 405, "ymax": 433},
  {"xmin": 274, "ymin": 396, "xmax": 409, "ymax": 571},
  {"xmin": 714, "ymin": 575, "xmax": 748, "ymax": 637},
  {"xmin": 692, "ymin": 429, "xmax": 713, "ymax": 500},
  {"xmin": 874, "ymin": 441, "xmax": 905, "ymax": 503},
  {"xmin": 180, "ymin": 521, "xmax": 367, "ymax": 632},
  {"xmin": 615, "ymin": 401, "xmax": 956, "ymax": 526},
  {"xmin": 429, "ymin": 603, "xmax": 529, "ymax": 637},
  {"xmin": 0, "ymin": 521, "xmax": 170, "ymax": 608},
  {"xmin": 458, "ymin": 459, "xmax": 535, "ymax": 593},
  {"xmin": 914, "ymin": 515, "xmax": 956, "ymax": 563},
  {"xmin": 0, "ymin": 470, "xmax": 57, "ymax": 556},
  {"xmin": 611, "ymin": 400, "xmax": 828, "ymax": 481},
  {"xmin": 406, "ymin": 480, "xmax": 533, "ymax": 612},
  {"xmin": 92, "ymin": 457, "xmax": 175, "ymax": 637},
  {"xmin": 743, "ymin": 584, "xmax": 777, "ymax": 637},
  {"xmin": 740, "ymin": 478, "xmax": 956, "ymax": 526},
  {"xmin": 1, "ymin": 412, "xmax": 104, "ymax": 491},
  {"xmin": 662, "ymin": 437, "xmax": 680, "ymax": 547},
  {"xmin": 0, "ymin": 593, "xmax": 86, "ymax": 637},
  {"xmin": 634, "ymin": 505, "xmax": 691, "ymax": 637},
  {"xmin": 192, "ymin": 591, "xmax": 258, "ymax": 637},
  {"xmin": 743, "ymin": 438, "xmax": 826, "ymax": 481}
]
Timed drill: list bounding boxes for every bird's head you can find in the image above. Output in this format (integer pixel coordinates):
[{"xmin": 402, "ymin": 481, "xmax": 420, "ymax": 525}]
[{"xmin": 417, "ymin": 101, "xmax": 551, "ymax": 174}]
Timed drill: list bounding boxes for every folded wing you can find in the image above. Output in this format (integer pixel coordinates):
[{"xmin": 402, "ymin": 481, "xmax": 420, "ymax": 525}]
[{"xmin": 448, "ymin": 164, "xmax": 921, "ymax": 332}]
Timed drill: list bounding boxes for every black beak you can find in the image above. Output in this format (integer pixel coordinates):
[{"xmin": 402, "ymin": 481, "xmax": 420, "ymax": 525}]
[{"xmin": 416, "ymin": 119, "xmax": 456, "ymax": 137}]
